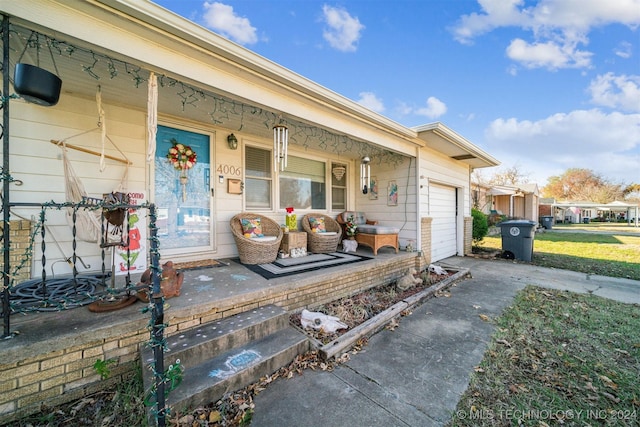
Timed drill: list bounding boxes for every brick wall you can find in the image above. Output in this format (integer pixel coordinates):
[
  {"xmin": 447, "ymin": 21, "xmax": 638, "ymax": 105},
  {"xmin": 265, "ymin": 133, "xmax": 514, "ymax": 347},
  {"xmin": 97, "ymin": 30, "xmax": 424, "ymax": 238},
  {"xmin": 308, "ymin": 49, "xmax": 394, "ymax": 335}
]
[
  {"xmin": 0, "ymin": 255, "xmax": 419, "ymax": 424},
  {"xmin": 0, "ymin": 220, "xmax": 33, "ymax": 285}
]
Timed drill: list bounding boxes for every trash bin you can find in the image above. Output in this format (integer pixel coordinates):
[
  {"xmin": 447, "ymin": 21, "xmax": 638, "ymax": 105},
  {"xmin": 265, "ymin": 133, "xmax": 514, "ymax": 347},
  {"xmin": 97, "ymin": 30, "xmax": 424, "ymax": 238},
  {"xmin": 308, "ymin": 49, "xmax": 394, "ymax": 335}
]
[
  {"xmin": 498, "ymin": 220, "xmax": 536, "ymax": 262},
  {"xmin": 583, "ymin": 218, "xmax": 590, "ymax": 224},
  {"xmin": 540, "ymin": 215, "xmax": 554, "ymax": 230}
]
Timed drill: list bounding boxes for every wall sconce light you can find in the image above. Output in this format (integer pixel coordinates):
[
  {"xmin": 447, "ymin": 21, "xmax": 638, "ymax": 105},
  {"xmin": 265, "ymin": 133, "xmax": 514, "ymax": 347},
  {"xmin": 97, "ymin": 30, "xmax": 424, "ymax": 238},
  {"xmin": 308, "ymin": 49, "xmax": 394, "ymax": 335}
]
[
  {"xmin": 227, "ymin": 133, "xmax": 238, "ymax": 150},
  {"xmin": 273, "ymin": 123, "xmax": 288, "ymax": 171},
  {"xmin": 360, "ymin": 156, "xmax": 370, "ymax": 194}
]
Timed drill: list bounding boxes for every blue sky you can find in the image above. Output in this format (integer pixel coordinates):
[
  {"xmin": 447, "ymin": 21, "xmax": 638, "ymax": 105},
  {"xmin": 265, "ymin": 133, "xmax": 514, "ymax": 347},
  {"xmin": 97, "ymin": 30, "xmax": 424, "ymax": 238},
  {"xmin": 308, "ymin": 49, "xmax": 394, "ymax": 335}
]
[{"xmin": 152, "ymin": 0, "xmax": 640, "ymax": 187}]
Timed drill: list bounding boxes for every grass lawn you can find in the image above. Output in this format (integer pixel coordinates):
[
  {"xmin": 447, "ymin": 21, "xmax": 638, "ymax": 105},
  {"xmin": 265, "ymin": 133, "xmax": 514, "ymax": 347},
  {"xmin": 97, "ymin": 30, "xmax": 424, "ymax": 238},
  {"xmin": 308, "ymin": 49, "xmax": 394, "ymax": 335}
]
[
  {"xmin": 476, "ymin": 230, "xmax": 640, "ymax": 281},
  {"xmin": 448, "ymin": 286, "xmax": 640, "ymax": 426}
]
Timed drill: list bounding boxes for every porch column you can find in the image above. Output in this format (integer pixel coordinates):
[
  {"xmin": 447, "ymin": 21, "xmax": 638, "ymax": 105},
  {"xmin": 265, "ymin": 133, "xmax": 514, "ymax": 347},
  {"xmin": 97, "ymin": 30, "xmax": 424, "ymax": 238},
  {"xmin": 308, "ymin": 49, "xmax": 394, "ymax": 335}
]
[
  {"xmin": 463, "ymin": 216, "xmax": 473, "ymax": 255},
  {"xmin": 420, "ymin": 217, "xmax": 432, "ymax": 269}
]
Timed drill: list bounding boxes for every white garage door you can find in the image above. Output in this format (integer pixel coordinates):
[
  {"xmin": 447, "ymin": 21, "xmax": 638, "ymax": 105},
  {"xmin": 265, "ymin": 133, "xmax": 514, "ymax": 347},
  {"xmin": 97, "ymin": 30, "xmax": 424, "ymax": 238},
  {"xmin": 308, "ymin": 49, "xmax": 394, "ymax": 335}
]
[{"xmin": 430, "ymin": 183, "xmax": 458, "ymax": 261}]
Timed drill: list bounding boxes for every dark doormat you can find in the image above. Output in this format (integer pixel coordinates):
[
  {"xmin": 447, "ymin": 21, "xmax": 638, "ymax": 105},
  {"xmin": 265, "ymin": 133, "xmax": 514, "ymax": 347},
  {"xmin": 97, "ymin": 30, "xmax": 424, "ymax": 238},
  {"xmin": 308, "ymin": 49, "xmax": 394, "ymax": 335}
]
[{"xmin": 240, "ymin": 252, "xmax": 372, "ymax": 279}]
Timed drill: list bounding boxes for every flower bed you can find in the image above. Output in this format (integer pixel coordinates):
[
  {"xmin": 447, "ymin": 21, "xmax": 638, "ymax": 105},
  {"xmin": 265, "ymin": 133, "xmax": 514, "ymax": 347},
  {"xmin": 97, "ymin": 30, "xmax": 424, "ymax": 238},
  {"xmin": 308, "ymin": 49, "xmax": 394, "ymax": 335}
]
[{"xmin": 290, "ymin": 266, "xmax": 469, "ymax": 359}]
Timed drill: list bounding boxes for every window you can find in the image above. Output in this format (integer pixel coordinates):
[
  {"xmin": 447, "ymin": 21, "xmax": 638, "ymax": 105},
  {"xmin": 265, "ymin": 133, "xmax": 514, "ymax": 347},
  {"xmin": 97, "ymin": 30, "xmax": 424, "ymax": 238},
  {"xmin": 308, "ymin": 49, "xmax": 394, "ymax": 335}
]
[
  {"xmin": 279, "ymin": 156, "xmax": 326, "ymax": 210},
  {"xmin": 331, "ymin": 162, "xmax": 347, "ymax": 211},
  {"xmin": 245, "ymin": 146, "xmax": 272, "ymax": 209}
]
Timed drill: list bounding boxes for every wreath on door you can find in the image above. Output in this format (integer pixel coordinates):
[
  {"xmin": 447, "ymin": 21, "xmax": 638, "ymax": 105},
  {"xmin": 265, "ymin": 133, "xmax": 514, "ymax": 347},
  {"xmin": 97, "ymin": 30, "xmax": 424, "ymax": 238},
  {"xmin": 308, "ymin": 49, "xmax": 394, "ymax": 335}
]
[{"xmin": 167, "ymin": 138, "xmax": 197, "ymax": 201}]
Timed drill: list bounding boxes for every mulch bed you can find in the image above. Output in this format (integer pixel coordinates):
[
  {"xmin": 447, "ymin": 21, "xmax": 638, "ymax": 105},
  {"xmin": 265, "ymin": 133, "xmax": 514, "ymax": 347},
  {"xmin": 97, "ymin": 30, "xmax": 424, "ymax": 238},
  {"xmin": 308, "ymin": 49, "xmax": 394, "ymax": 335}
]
[{"xmin": 290, "ymin": 269, "xmax": 455, "ymax": 344}]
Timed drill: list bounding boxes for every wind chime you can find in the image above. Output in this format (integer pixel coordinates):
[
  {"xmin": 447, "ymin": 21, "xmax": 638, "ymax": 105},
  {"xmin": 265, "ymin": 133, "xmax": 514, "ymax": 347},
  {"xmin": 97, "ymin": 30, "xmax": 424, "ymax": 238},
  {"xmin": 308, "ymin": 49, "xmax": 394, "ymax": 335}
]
[
  {"xmin": 273, "ymin": 121, "xmax": 289, "ymax": 172},
  {"xmin": 167, "ymin": 138, "xmax": 197, "ymax": 202}
]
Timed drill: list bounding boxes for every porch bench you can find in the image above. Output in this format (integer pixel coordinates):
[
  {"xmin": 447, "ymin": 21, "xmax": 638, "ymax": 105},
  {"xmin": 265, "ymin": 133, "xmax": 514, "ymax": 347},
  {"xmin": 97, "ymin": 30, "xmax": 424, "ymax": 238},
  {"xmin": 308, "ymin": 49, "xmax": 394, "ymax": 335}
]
[{"xmin": 337, "ymin": 211, "xmax": 399, "ymax": 255}]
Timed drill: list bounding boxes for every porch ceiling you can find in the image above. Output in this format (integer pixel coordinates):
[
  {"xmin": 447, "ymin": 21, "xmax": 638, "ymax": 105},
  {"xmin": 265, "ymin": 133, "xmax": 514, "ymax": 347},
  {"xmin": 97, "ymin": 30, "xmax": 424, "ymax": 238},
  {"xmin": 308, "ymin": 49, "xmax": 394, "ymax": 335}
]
[{"xmin": 6, "ymin": 19, "xmax": 408, "ymax": 166}]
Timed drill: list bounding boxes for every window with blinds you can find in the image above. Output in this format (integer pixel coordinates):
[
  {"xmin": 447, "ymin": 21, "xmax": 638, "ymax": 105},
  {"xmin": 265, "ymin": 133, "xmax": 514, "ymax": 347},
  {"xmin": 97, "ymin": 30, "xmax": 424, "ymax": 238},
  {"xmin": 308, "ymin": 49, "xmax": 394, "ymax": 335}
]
[
  {"xmin": 245, "ymin": 146, "xmax": 272, "ymax": 209},
  {"xmin": 331, "ymin": 162, "xmax": 347, "ymax": 211}
]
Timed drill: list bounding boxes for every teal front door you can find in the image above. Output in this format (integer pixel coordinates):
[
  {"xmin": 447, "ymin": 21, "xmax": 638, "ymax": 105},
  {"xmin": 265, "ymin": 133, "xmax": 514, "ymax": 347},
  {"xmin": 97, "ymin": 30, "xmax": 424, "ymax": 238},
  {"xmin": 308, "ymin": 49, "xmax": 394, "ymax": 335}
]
[{"xmin": 155, "ymin": 125, "xmax": 214, "ymax": 253}]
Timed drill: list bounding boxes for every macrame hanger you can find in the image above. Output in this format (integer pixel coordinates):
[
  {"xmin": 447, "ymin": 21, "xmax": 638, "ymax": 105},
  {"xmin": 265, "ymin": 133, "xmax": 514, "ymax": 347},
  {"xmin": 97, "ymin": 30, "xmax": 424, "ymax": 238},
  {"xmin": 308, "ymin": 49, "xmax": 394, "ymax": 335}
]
[
  {"xmin": 96, "ymin": 85, "xmax": 107, "ymax": 172},
  {"xmin": 147, "ymin": 72, "xmax": 158, "ymax": 162}
]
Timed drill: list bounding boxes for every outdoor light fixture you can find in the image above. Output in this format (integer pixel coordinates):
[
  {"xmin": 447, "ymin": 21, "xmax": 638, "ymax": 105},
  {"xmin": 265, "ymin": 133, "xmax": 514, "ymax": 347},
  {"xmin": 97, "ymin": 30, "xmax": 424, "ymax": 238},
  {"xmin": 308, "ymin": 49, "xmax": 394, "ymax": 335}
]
[
  {"xmin": 227, "ymin": 133, "xmax": 238, "ymax": 150},
  {"xmin": 360, "ymin": 156, "xmax": 371, "ymax": 194},
  {"xmin": 273, "ymin": 123, "xmax": 288, "ymax": 171},
  {"xmin": 332, "ymin": 165, "xmax": 346, "ymax": 181}
]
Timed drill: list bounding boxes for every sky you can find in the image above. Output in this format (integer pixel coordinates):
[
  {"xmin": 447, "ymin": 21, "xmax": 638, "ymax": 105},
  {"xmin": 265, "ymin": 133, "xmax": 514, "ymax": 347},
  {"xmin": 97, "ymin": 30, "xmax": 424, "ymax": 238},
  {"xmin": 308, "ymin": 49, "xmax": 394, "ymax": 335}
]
[{"xmin": 151, "ymin": 0, "xmax": 640, "ymax": 187}]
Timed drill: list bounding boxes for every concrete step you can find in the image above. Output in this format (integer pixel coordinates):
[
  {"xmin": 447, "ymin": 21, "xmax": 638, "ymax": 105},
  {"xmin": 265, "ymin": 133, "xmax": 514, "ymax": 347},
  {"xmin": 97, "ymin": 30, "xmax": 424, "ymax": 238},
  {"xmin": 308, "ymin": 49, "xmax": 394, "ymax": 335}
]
[
  {"xmin": 165, "ymin": 326, "xmax": 309, "ymax": 413},
  {"xmin": 141, "ymin": 304, "xmax": 309, "ymax": 421},
  {"xmin": 141, "ymin": 305, "xmax": 291, "ymax": 371}
]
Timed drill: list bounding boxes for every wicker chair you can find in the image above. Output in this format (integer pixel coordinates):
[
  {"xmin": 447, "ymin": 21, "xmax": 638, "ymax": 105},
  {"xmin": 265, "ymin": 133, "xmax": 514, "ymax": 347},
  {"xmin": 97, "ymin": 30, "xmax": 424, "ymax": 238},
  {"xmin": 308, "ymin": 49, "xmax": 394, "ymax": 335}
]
[
  {"xmin": 230, "ymin": 213, "xmax": 283, "ymax": 264},
  {"xmin": 301, "ymin": 213, "xmax": 342, "ymax": 253}
]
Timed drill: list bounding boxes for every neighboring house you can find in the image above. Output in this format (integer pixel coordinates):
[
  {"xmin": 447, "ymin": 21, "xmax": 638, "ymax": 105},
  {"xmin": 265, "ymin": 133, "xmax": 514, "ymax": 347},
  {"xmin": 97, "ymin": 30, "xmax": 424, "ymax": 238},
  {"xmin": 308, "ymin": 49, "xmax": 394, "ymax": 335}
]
[
  {"xmin": 1, "ymin": 0, "xmax": 499, "ymax": 276},
  {"xmin": 540, "ymin": 200, "xmax": 640, "ymax": 226},
  {"xmin": 471, "ymin": 182, "xmax": 540, "ymax": 223}
]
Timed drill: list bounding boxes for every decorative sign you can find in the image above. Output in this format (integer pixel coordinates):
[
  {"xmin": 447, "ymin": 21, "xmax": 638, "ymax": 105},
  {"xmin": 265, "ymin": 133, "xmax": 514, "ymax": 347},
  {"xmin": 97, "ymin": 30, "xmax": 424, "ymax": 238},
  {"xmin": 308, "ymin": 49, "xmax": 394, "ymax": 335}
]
[{"xmin": 115, "ymin": 191, "xmax": 148, "ymax": 276}]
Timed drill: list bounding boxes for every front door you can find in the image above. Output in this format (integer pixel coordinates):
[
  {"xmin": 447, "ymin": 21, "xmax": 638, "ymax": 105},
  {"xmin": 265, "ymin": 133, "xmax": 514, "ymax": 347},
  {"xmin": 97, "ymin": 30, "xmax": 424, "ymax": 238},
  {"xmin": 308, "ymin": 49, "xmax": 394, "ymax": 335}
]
[{"xmin": 154, "ymin": 125, "xmax": 214, "ymax": 254}]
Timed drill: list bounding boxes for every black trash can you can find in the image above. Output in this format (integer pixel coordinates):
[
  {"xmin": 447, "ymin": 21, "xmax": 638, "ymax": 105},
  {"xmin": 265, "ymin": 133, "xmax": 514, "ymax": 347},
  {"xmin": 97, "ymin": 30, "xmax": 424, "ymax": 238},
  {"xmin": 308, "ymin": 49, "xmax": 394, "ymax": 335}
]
[
  {"xmin": 583, "ymin": 217, "xmax": 590, "ymax": 224},
  {"xmin": 540, "ymin": 215, "xmax": 554, "ymax": 230},
  {"xmin": 498, "ymin": 220, "xmax": 536, "ymax": 262}
]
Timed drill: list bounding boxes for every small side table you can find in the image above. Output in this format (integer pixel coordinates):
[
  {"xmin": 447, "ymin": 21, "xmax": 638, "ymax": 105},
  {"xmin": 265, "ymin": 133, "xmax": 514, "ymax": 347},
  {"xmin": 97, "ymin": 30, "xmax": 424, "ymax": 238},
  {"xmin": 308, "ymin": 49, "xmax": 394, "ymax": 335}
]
[{"xmin": 280, "ymin": 231, "xmax": 307, "ymax": 255}]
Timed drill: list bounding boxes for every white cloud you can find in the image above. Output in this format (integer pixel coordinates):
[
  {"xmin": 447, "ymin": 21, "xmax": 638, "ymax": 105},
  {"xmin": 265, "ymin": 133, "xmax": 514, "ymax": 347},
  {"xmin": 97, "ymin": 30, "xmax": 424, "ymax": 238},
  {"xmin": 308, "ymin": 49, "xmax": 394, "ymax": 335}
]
[
  {"xmin": 588, "ymin": 73, "xmax": 640, "ymax": 112},
  {"xmin": 357, "ymin": 92, "xmax": 385, "ymax": 113},
  {"xmin": 506, "ymin": 38, "xmax": 592, "ymax": 69},
  {"xmin": 614, "ymin": 41, "xmax": 633, "ymax": 58},
  {"xmin": 415, "ymin": 97, "xmax": 448, "ymax": 119},
  {"xmin": 451, "ymin": 0, "xmax": 640, "ymax": 70},
  {"xmin": 321, "ymin": 5, "xmax": 365, "ymax": 52},
  {"xmin": 203, "ymin": 2, "xmax": 258, "ymax": 45},
  {"xmin": 485, "ymin": 109, "xmax": 640, "ymax": 184}
]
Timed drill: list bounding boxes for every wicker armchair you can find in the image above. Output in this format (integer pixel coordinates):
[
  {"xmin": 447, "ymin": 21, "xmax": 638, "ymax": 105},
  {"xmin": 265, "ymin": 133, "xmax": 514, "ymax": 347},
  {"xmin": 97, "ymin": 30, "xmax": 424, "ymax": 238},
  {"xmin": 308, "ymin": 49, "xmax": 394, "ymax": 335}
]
[
  {"xmin": 230, "ymin": 213, "xmax": 283, "ymax": 264},
  {"xmin": 301, "ymin": 213, "xmax": 342, "ymax": 253}
]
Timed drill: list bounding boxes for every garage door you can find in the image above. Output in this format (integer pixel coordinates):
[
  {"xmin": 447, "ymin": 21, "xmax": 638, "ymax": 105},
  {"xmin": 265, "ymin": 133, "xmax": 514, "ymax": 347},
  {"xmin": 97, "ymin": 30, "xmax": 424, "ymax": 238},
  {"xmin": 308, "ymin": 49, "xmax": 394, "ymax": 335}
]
[{"xmin": 430, "ymin": 183, "xmax": 458, "ymax": 261}]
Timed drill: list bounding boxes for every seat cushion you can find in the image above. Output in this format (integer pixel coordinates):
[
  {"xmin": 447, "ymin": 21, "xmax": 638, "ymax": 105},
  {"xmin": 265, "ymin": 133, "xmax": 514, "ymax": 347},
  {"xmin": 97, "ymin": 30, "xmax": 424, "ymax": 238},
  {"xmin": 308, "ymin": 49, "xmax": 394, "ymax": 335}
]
[
  {"xmin": 250, "ymin": 236, "xmax": 277, "ymax": 242},
  {"xmin": 358, "ymin": 224, "xmax": 399, "ymax": 234}
]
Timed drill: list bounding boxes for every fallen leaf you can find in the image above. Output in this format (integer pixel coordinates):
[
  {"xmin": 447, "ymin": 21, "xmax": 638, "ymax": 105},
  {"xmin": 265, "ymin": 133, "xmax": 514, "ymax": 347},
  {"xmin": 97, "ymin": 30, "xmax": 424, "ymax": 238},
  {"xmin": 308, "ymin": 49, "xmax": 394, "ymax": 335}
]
[
  {"xmin": 602, "ymin": 392, "xmax": 621, "ymax": 403},
  {"xmin": 585, "ymin": 382, "xmax": 598, "ymax": 392},
  {"xmin": 614, "ymin": 348, "xmax": 630, "ymax": 356},
  {"xmin": 496, "ymin": 339, "xmax": 511, "ymax": 347},
  {"xmin": 209, "ymin": 411, "xmax": 221, "ymax": 422},
  {"xmin": 474, "ymin": 366, "xmax": 485, "ymax": 373},
  {"xmin": 479, "ymin": 314, "xmax": 490, "ymax": 322}
]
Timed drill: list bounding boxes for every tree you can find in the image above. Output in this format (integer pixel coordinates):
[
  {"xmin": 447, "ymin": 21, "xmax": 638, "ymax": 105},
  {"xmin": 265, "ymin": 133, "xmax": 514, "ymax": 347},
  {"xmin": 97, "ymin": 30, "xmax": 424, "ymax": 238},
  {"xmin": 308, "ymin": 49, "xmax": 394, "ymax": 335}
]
[
  {"xmin": 487, "ymin": 164, "xmax": 530, "ymax": 186},
  {"xmin": 542, "ymin": 168, "xmax": 624, "ymax": 203}
]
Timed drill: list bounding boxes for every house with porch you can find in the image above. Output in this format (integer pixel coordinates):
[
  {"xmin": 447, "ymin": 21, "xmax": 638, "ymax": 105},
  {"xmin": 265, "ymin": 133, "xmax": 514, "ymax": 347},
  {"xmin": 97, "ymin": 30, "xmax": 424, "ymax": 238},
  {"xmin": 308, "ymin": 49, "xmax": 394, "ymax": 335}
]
[
  {"xmin": 0, "ymin": 0, "xmax": 499, "ymax": 423},
  {"xmin": 472, "ymin": 181, "xmax": 539, "ymax": 223}
]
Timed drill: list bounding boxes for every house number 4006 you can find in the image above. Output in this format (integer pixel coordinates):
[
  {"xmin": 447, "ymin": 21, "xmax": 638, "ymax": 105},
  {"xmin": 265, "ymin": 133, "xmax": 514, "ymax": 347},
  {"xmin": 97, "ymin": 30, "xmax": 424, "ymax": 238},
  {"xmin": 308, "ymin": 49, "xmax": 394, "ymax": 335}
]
[{"xmin": 216, "ymin": 164, "xmax": 241, "ymax": 176}]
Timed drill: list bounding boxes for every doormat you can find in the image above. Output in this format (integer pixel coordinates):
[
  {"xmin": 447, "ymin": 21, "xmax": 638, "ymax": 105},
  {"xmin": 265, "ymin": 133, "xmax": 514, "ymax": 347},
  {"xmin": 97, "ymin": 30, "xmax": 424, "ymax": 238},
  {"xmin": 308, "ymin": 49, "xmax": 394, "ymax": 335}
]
[{"xmin": 241, "ymin": 252, "xmax": 372, "ymax": 279}]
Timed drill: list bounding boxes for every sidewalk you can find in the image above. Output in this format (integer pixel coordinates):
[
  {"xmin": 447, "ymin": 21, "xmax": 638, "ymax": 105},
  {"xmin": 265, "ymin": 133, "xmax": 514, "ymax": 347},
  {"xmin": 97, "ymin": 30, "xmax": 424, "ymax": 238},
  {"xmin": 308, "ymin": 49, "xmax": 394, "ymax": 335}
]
[{"xmin": 250, "ymin": 257, "xmax": 640, "ymax": 427}]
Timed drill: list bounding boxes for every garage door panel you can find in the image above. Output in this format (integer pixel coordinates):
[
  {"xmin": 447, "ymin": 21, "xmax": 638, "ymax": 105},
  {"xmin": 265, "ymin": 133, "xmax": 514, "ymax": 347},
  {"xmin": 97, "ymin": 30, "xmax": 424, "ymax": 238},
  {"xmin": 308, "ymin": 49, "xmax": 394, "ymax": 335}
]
[{"xmin": 430, "ymin": 184, "xmax": 457, "ymax": 260}]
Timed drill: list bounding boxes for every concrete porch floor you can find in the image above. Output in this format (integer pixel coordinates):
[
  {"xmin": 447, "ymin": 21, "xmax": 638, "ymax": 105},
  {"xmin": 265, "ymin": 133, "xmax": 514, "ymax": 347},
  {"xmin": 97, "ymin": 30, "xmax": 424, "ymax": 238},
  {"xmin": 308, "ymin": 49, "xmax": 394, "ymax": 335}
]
[{"xmin": 0, "ymin": 247, "xmax": 416, "ymax": 364}]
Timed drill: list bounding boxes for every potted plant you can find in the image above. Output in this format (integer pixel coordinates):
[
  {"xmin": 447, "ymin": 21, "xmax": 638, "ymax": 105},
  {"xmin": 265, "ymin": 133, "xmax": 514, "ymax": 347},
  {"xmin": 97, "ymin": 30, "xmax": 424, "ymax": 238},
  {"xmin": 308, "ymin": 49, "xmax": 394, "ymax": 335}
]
[{"xmin": 345, "ymin": 215, "xmax": 357, "ymax": 239}]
